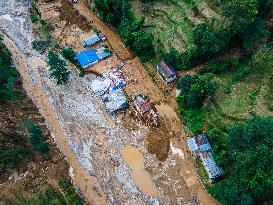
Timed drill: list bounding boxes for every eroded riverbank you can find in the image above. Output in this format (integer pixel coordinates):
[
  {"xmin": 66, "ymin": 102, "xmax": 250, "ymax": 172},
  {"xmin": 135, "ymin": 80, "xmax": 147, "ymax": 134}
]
[{"xmin": 0, "ymin": 0, "xmax": 218, "ymax": 204}]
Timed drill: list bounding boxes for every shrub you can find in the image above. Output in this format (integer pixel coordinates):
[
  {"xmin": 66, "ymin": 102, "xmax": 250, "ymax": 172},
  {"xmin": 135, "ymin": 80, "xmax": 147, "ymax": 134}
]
[
  {"xmin": 183, "ymin": 109, "xmax": 206, "ymax": 134},
  {"xmin": 23, "ymin": 120, "xmax": 49, "ymax": 154},
  {"xmin": 32, "ymin": 37, "xmax": 52, "ymax": 53},
  {"xmin": 61, "ymin": 47, "xmax": 76, "ymax": 63},
  {"xmin": 0, "ymin": 147, "xmax": 29, "ymax": 171},
  {"xmin": 48, "ymin": 51, "xmax": 70, "ymax": 85},
  {"xmin": 30, "ymin": 15, "xmax": 39, "ymax": 23},
  {"xmin": 177, "ymin": 74, "xmax": 215, "ymax": 109}
]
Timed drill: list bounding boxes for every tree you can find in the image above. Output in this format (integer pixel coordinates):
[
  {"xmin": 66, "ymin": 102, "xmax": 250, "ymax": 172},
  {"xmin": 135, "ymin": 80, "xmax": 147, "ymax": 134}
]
[
  {"xmin": 212, "ymin": 117, "xmax": 273, "ymax": 205},
  {"xmin": 192, "ymin": 23, "xmax": 224, "ymax": 55},
  {"xmin": 61, "ymin": 47, "xmax": 76, "ymax": 63},
  {"xmin": 47, "ymin": 51, "xmax": 70, "ymax": 85},
  {"xmin": 177, "ymin": 74, "xmax": 215, "ymax": 109},
  {"xmin": 163, "ymin": 50, "xmax": 183, "ymax": 70}
]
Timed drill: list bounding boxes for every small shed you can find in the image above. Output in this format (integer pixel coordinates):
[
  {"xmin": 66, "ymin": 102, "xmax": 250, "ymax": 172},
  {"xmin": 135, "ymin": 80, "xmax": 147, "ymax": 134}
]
[
  {"xmin": 76, "ymin": 50, "xmax": 99, "ymax": 68},
  {"xmin": 133, "ymin": 94, "xmax": 153, "ymax": 115},
  {"xmin": 156, "ymin": 61, "xmax": 177, "ymax": 83},
  {"xmin": 187, "ymin": 138, "xmax": 199, "ymax": 156},
  {"xmin": 195, "ymin": 134, "xmax": 212, "ymax": 152},
  {"xmin": 98, "ymin": 33, "xmax": 106, "ymax": 41},
  {"xmin": 187, "ymin": 134, "xmax": 224, "ymax": 182},
  {"xmin": 201, "ymin": 152, "xmax": 225, "ymax": 181},
  {"xmin": 83, "ymin": 35, "xmax": 101, "ymax": 47},
  {"xmin": 103, "ymin": 89, "xmax": 128, "ymax": 113}
]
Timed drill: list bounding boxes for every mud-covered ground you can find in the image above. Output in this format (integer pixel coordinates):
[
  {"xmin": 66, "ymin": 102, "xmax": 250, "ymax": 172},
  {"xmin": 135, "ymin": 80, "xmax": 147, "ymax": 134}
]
[{"xmin": 0, "ymin": 0, "xmax": 218, "ymax": 204}]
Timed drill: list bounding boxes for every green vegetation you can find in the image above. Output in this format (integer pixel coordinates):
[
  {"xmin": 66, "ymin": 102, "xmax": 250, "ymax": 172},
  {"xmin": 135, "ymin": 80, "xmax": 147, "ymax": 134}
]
[
  {"xmin": 31, "ymin": 1, "xmax": 53, "ymax": 53},
  {"xmin": 0, "ymin": 146, "xmax": 29, "ymax": 172},
  {"xmin": 48, "ymin": 51, "xmax": 70, "ymax": 85},
  {"xmin": 23, "ymin": 120, "xmax": 49, "ymax": 154},
  {"xmin": 211, "ymin": 117, "xmax": 273, "ymax": 205},
  {"xmin": 93, "ymin": 0, "xmax": 155, "ymax": 61},
  {"xmin": 0, "ymin": 35, "xmax": 21, "ymax": 100},
  {"xmin": 177, "ymin": 74, "xmax": 215, "ymax": 109},
  {"xmin": 60, "ymin": 47, "xmax": 85, "ymax": 77},
  {"xmin": 16, "ymin": 179, "xmax": 83, "ymax": 205}
]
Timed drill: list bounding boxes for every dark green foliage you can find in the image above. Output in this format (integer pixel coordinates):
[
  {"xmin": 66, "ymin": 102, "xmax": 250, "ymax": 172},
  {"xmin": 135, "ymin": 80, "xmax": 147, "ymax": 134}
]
[
  {"xmin": 212, "ymin": 117, "xmax": 273, "ymax": 205},
  {"xmin": 93, "ymin": 0, "xmax": 128, "ymax": 26},
  {"xmin": 183, "ymin": 109, "xmax": 206, "ymax": 134},
  {"xmin": 0, "ymin": 35, "xmax": 21, "ymax": 100},
  {"xmin": 198, "ymin": 56, "xmax": 239, "ymax": 75},
  {"xmin": 94, "ymin": 0, "xmax": 155, "ymax": 61},
  {"xmin": 184, "ymin": 23, "xmax": 226, "ymax": 68},
  {"xmin": 163, "ymin": 50, "xmax": 184, "ymax": 70},
  {"xmin": 192, "ymin": 24, "xmax": 224, "ymax": 54},
  {"xmin": 59, "ymin": 178, "xmax": 83, "ymax": 205},
  {"xmin": 61, "ymin": 47, "xmax": 76, "ymax": 64},
  {"xmin": 177, "ymin": 74, "xmax": 215, "ymax": 109},
  {"xmin": 222, "ymin": 0, "xmax": 271, "ymax": 49},
  {"xmin": 32, "ymin": 37, "xmax": 52, "ymax": 53},
  {"xmin": 23, "ymin": 120, "xmax": 49, "ymax": 154},
  {"xmin": 0, "ymin": 147, "xmax": 29, "ymax": 171},
  {"xmin": 47, "ymin": 51, "xmax": 70, "ymax": 85},
  {"xmin": 30, "ymin": 15, "xmax": 39, "ymax": 23}
]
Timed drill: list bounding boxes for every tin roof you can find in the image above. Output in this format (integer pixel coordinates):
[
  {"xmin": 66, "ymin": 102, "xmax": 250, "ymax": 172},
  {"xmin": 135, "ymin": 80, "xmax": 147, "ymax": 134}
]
[
  {"xmin": 83, "ymin": 35, "xmax": 100, "ymax": 46},
  {"xmin": 76, "ymin": 50, "xmax": 99, "ymax": 68},
  {"xmin": 156, "ymin": 61, "xmax": 176, "ymax": 79}
]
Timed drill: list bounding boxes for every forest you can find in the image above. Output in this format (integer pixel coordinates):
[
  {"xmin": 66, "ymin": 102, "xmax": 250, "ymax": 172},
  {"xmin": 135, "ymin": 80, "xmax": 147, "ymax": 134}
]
[{"xmin": 92, "ymin": 0, "xmax": 273, "ymax": 204}]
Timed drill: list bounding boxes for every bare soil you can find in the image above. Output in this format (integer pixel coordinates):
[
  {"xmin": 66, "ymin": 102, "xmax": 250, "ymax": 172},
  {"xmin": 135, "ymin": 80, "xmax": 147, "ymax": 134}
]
[
  {"xmin": 0, "ymin": 0, "xmax": 220, "ymax": 204},
  {"xmin": 0, "ymin": 84, "xmax": 72, "ymax": 204}
]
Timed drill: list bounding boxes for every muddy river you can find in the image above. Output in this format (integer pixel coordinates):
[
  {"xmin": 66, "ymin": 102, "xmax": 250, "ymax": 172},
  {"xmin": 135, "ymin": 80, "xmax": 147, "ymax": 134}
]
[{"xmin": 122, "ymin": 145, "xmax": 159, "ymax": 197}]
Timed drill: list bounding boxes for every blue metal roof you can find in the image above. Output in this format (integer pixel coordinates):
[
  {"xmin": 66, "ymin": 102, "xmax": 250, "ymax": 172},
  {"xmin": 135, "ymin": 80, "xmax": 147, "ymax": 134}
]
[
  {"xmin": 187, "ymin": 138, "xmax": 198, "ymax": 152},
  {"xmin": 76, "ymin": 50, "xmax": 99, "ymax": 68},
  {"xmin": 83, "ymin": 35, "xmax": 100, "ymax": 47}
]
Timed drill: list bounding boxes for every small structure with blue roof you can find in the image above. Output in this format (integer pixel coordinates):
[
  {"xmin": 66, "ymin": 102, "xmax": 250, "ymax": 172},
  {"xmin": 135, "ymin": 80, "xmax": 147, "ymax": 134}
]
[
  {"xmin": 83, "ymin": 34, "xmax": 101, "ymax": 47},
  {"xmin": 187, "ymin": 133, "xmax": 224, "ymax": 182},
  {"xmin": 76, "ymin": 49, "xmax": 99, "ymax": 68}
]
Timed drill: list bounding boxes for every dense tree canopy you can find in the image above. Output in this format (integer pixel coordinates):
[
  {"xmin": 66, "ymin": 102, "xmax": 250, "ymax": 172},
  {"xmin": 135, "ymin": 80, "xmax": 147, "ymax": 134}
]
[
  {"xmin": 177, "ymin": 74, "xmax": 215, "ymax": 109},
  {"xmin": 212, "ymin": 117, "xmax": 273, "ymax": 205}
]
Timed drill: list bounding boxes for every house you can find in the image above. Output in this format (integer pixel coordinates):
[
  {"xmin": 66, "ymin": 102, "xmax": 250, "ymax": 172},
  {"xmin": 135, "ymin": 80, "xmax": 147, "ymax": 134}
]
[
  {"xmin": 83, "ymin": 34, "xmax": 101, "ymax": 47},
  {"xmin": 187, "ymin": 134, "xmax": 224, "ymax": 182},
  {"xmin": 133, "ymin": 94, "xmax": 153, "ymax": 115},
  {"xmin": 156, "ymin": 61, "xmax": 177, "ymax": 83},
  {"xmin": 102, "ymin": 89, "xmax": 128, "ymax": 113},
  {"xmin": 76, "ymin": 49, "xmax": 99, "ymax": 68},
  {"xmin": 76, "ymin": 47, "xmax": 112, "ymax": 68}
]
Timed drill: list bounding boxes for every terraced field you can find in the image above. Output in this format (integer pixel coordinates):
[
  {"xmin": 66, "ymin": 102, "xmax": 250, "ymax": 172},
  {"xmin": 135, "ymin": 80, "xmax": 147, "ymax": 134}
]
[{"xmin": 131, "ymin": 0, "xmax": 221, "ymax": 55}]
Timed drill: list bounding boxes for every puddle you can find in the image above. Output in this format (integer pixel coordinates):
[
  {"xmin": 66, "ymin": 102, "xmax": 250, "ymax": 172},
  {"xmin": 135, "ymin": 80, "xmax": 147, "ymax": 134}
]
[{"xmin": 122, "ymin": 145, "xmax": 159, "ymax": 196}]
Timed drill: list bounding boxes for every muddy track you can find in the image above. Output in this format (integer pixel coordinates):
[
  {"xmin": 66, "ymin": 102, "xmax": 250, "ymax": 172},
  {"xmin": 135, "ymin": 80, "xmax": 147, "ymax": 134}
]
[
  {"xmin": 75, "ymin": 0, "xmax": 134, "ymax": 61},
  {"xmin": 1, "ymin": 32, "xmax": 108, "ymax": 205}
]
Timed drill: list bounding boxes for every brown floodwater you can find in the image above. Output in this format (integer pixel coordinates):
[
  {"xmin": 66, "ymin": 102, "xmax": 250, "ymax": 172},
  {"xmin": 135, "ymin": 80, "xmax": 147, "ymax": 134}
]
[{"xmin": 122, "ymin": 145, "xmax": 159, "ymax": 196}]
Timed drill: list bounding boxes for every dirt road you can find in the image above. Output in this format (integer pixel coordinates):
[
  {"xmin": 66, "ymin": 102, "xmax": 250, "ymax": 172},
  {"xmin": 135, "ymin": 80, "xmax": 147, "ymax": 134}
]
[
  {"xmin": 75, "ymin": 0, "xmax": 133, "ymax": 61},
  {"xmin": 1, "ymin": 33, "xmax": 108, "ymax": 205},
  {"xmin": 0, "ymin": 0, "xmax": 219, "ymax": 204}
]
